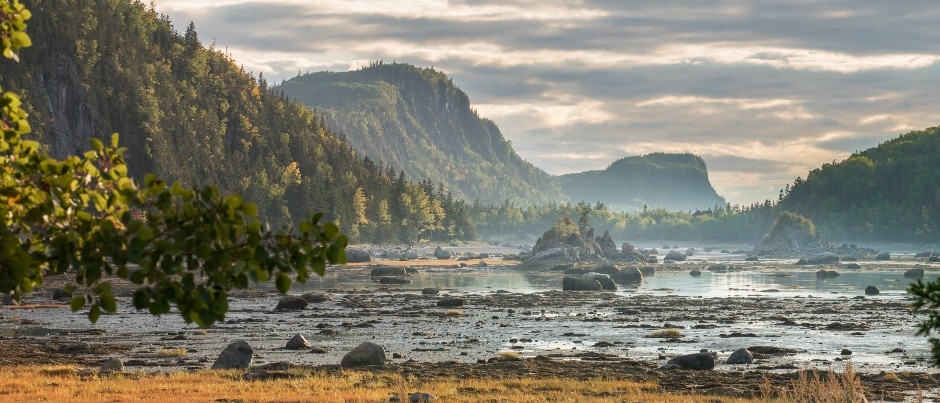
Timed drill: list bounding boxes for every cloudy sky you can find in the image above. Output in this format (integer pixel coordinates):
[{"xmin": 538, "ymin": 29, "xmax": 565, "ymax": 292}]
[{"xmin": 154, "ymin": 0, "xmax": 940, "ymax": 206}]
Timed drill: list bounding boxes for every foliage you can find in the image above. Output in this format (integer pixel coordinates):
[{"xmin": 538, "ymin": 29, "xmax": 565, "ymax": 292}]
[
  {"xmin": 910, "ymin": 279, "xmax": 940, "ymax": 366},
  {"xmin": 0, "ymin": 0, "xmax": 346, "ymax": 327},
  {"xmin": 276, "ymin": 61, "xmax": 566, "ymax": 206},
  {"xmin": 768, "ymin": 211, "xmax": 815, "ymax": 237}
]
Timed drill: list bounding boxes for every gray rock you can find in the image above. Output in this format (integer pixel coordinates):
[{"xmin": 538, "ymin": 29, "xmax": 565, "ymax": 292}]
[
  {"xmin": 562, "ymin": 276, "xmax": 603, "ymax": 291},
  {"xmin": 582, "ymin": 272, "xmax": 617, "ymax": 290},
  {"xmin": 51, "ymin": 288, "xmax": 72, "ymax": 301},
  {"xmin": 437, "ymin": 298, "xmax": 464, "ymax": 308},
  {"xmin": 639, "ymin": 266, "xmax": 655, "ymax": 276},
  {"xmin": 614, "ymin": 266, "xmax": 643, "ymax": 284},
  {"xmin": 99, "ymin": 358, "xmax": 124, "ymax": 374},
  {"xmin": 275, "ymin": 296, "xmax": 308, "ymax": 311},
  {"xmin": 646, "ymin": 256, "xmax": 658, "ymax": 264},
  {"xmin": 875, "ymin": 251, "xmax": 891, "ymax": 261},
  {"xmin": 662, "ymin": 352, "xmax": 717, "ymax": 370},
  {"xmin": 371, "ymin": 267, "xmax": 408, "ymax": 277},
  {"xmin": 865, "ymin": 285, "xmax": 880, "ymax": 295},
  {"xmin": 744, "ymin": 256, "xmax": 759, "ymax": 262},
  {"xmin": 904, "ymin": 268, "xmax": 925, "ymax": 279},
  {"xmin": 340, "ymin": 341, "xmax": 386, "ymax": 368},
  {"xmin": 403, "ymin": 250, "xmax": 420, "ymax": 260},
  {"xmin": 286, "ymin": 334, "xmax": 311, "ymax": 350},
  {"xmin": 533, "ymin": 247, "xmax": 568, "ymax": 261},
  {"xmin": 725, "ymin": 348, "xmax": 753, "ymax": 365},
  {"xmin": 816, "ymin": 269, "xmax": 840, "ymax": 279},
  {"xmin": 345, "ymin": 248, "xmax": 372, "ymax": 263},
  {"xmin": 841, "ymin": 348, "xmax": 852, "ymax": 355},
  {"xmin": 690, "ymin": 269, "xmax": 702, "ymax": 277},
  {"xmin": 211, "ymin": 340, "xmax": 254, "ymax": 370},
  {"xmin": 301, "ymin": 293, "xmax": 332, "ymax": 303},
  {"xmin": 806, "ymin": 252, "xmax": 840, "ymax": 265},
  {"xmin": 421, "ymin": 287, "xmax": 440, "ymax": 295},
  {"xmin": 930, "ymin": 257, "xmax": 940, "ymax": 263},
  {"xmin": 409, "ymin": 392, "xmax": 438, "ymax": 402},
  {"xmin": 664, "ymin": 250, "xmax": 686, "ymax": 261},
  {"xmin": 433, "ymin": 247, "xmax": 453, "ymax": 259},
  {"xmin": 845, "ymin": 263, "xmax": 861, "ymax": 270}
]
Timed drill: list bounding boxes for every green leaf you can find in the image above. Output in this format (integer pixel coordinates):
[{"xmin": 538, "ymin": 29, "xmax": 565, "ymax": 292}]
[
  {"xmin": 90, "ymin": 138, "xmax": 103, "ymax": 152},
  {"xmin": 88, "ymin": 304, "xmax": 101, "ymax": 323},
  {"xmin": 101, "ymin": 294, "xmax": 117, "ymax": 312},
  {"xmin": 69, "ymin": 295, "xmax": 85, "ymax": 312},
  {"xmin": 275, "ymin": 273, "xmax": 291, "ymax": 294},
  {"xmin": 132, "ymin": 289, "xmax": 149, "ymax": 309}
]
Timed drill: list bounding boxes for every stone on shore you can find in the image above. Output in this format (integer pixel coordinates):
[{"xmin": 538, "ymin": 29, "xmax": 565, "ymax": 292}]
[
  {"xmin": 340, "ymin": 342, "xmax": 386, "ymax": 368},
  {"xmin": 286, "ymin": 334, "xmax": 311, "ymax": 350},
  {"xmin": 661, "ymin": 351, "xmax": 717, "ymax": 370},
  {"xmin": 345, "ymin": 248, "xmax": 372, "ymax": 263},
  {"xmin": 725, "ymin": 348, "xmax": 753, "ymax": 365},
  {"xmin": 275, "ymin": 296, "xmax": 308, "ymax": 311},
  {"xmin": 865, "ymin": 285, "xmax": 880, "ymax": 295},
  {"xmin": 99, "ymin": 358, "xmax": 124, "ymax": 374},
  {"xmin": 211, "ymin": 340, "xmax": 254, "ymax": 370}
]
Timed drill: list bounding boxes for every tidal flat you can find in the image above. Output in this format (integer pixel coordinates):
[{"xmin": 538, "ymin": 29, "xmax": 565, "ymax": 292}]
[{"xmin": 3, "ymin": 243, "xmax": 940, "ymax": 400}]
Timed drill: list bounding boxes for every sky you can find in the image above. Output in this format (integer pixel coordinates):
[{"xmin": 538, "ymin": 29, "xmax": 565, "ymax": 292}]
[{"xmin": 153, "ymin": 0, "xmax": 940, "ymax": 206}]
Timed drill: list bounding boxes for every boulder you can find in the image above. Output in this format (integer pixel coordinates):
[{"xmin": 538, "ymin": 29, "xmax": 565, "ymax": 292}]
[
  {"xmin": 301, "ymin": 293, "xmax": 332, "ymax": 303},
  {"xmin": 751, "ymin": 211, "xmax": 819, "ymax": 255},
  {"xmin": 904, "ymin": 268, "xmax": 925, "ymax": 279},
  {"xmin": 594, "ymin": 259, "xmax": 616, "ymax": 272},
  {"xmin": 875, "ymin": 251, "xmax": 891, "ymax": 261},
  {"xmin": 408, "ymin": 392, "xmax": 438, "ymax": 402},
  {"xmin": 744, "ymin": 256, "xmax": 759, "ymax": 262},
  {"xmin": 433, "ymin": 247, "xmax": 453, "ymax": 259},
  {"xmin": 437, "ymin": 298, "xmax": 464, "ymax": 308},
  {"xmin": 286, "ymin": 334, "xmax": 311, "ymax": 350},
  {"xmin": 211, "ymin": 340, "xmax": 254, "ymax": 370},
  {"xmin": 532, "ymin": 247, "xmax": 569, "ymax": 261},
  {"xmin": 661, "ymin": 352, "xmax": 717, "ymax": 370},
  {"xmin": 613, "ymin": 266, "xmax": 643, "ymax": 284},
  {"xmin": 595, "ymin": 231, "xmax": 619, "ymax": 257},
  {"xmin": 371, "ymin": 267, "xmax": 408, "ymax": 277},
  {"xmin": 865, "ymin": 285, "xmax": 880, "ymax": 295},
  {"xmin": 664, "ymin": 250, "xmax": 686, "ymax": 261},
  {"xmin": 639, "ymin": 266, "xmax": 655, "ymax": 276},
  {"xmin": 816, "ymin": 269, "xmax": 840, "ymax": 279},
  {"xmin": 562, "ymin": 276, "xmax": 603, "ymax": 291},
  {"xmin": 690, "ymin": 269, "xmax": 702, "ymax": 277},
  {"xmin": 807, "ymin": 253, "xmax": 840, "ymax": 265},
  {"xmin": 646, "ymin": 256, "xmax": 658, "ymax": 264},
  {"xmin": 725, "ymin": 348, "xmax": 753, "ymax": 365},
  {"xmin": 345, "ymin": 248, "xmax": 372, "ymax": 263},
  {"xmin": 707, "ymin": 264, "xmax": 730, "ymax": 273},
  {"xmin": 275, "ymin": 296, "xmax": 308, "ymax": 311},
  {"xmin": 422, "ymin": 287, "xmax": 440, "ymax": 295},
  {"xmin": 340, "ymin": 342, "xmax": 387, "ymax": 369},
  {"xmin": 622, "ymin": 242, "xmax": 636, "ymax": 254},
  {"xmin": 99, "ymin": 358, "xmax": 124, "ymax": 374},
  {"xmin": 685, "ymin": 248, "xmax": 695, "ymax": 257},
  {"xmin": 845, "ymin": 263, "xmax": 861, "ymax": 270},
  {"xmin": 582, "ymin": 272, "xmax": 617, "ymax": 290},
  {"xmin": 402, "ymin": 250, "xmax": 420, "ymax": 260}
]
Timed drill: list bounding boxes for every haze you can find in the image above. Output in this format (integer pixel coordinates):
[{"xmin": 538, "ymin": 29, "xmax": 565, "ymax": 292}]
[{"xmin": 154, "ymin": 0, "xmax": 940, "ymax": 206}]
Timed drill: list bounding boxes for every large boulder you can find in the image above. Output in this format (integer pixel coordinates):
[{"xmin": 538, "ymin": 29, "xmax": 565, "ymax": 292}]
[
  {"xmin": 752, "ymin": 211, "xmax": 819, "ymax": 255},
  {"xmin": 798, "ymin": 253, "xmax": 840, "ymax": 265},
  {"xmin": 613, "ymin": 266, "xmax": 643, "ymax": 284},
  {"xmin": 562, "ymin": 275, "xmax": 603, "ymax": 291},
  {"xmin": 371, "ymin": 267, "xmax": 408, "ymax": 277},
  {"xmin": 275, "ymin": 296, "xmax": 308, "ymax": 311},
  {"xmin": 582, "ymin": 272, "xmax": 617, "ymax": 290},
  {"xmin": 340, "ymin": 342, "xmax": 387, "ymax": 368},
  {"xmin": 726, "ymin": 348, "xmax": 753, "ymax": 365},
  {"xmin": 433, "ymin": 247, "xmax": 453, "ymax": 259},
  {"xmin": 345, "ymin": 248, "xmax": 372, "ymax": 263},
  {"xmin": 664, "ymin": 250, "xmax": 686, "ymax": 261},
  {"xmin": 212, "ymin": 340, "xmax": 254, "ymax": 370},
  {"xmin": 865, "ymin": 285, "xmax": 880, "ymax": 295},
  {"xmin": 595, "ymin": 230, "xmax": 618, "ymax": 258},
  {"xmin": 99, "ymin": 358, "xmax": 124, "ymax": 374},
  {"xmin": 286, "ymin": 334, "xmax": 311, "ymax": 350},
  {"xmin": 661, "ymin": 352, "xmax": 717, "ymax": 370},
  {"xmin": 904, "ymin": 268, "xmax": 925, "ymax": 279},
  {"xmin": 875, "ymin": 251, "xmax": 891, "ymax": 261},
  {"xmin": 532, "ymin": 217, "xmax": 603, "ymax": 258},
  {"xmin": 816, "ymin": 269, "xmax": 840, "ymax": 279}
]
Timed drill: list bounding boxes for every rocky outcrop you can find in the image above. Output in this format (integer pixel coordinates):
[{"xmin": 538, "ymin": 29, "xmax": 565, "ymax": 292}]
[
  {"xmin": 595, "ymin": 231, "xmax": 618, "ymax": 257},
  {"xmin": 752, "ymin": 211, "xmax": 819, "ymax": 256},
  {"xmin": 340, "ymin": 342, "xmax": 386, "ymax": 368}
]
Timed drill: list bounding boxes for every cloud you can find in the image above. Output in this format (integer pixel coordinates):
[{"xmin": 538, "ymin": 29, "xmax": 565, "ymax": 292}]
[{"xmin": 153, "ymin": 0, "xmax": 940, "ymax": 205}]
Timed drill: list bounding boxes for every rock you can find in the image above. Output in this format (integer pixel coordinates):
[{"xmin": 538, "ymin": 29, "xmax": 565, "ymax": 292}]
[
  {"xmin": 422, "ymin": 288, "xmax": 439, "ymax": 295},
  {"xmin": 916, "ymin": 251, "xmax": 934, "ymax": 258},
  {"xmin": 685, "ymin": 248, "xmax": 695, "ymax": 257},
  {"xmin": 301, "ymin": 293, "xmax": 332, "ymax": 303},
  {"xmin": 371, "ymin": 267, "xmax": 407, "ymax": 277},
  {"xmin": 211, "ymin": 340, "xmax": 254, "ymax": 370},
  {"xmin": 865, "ymin": 285, "xmax": 880, "ymax": 295},
  {"xmin": 744, "ymin": 256, "xmax": 759, "ymax": 262},
  {"xmin": 594, "ymin": 259, "xmax": 616, "ymax": 272},
  {"xmin": 646, "ymin": 256, "xmax": 658, "ymax": 264},
  {"xmin": 639, "ymin": 266, "xmax": 655, "ymax": 276},
  {"xmin": 725, "ymin": 348, "xmax": 753, "ymax": 365},
  {"xmin": 904, "ymin": 268, "xmax": 925, "ymax": 279},
  {"xmin": 808, "ymin": 253, "xmax": 840, "ymax": 265},
  {"xmin": 930, "ymin": 257, "xmax": 940, "ymax": 263},
  {"xmin": 1, "ymin": 294, "xmax": 15, "ymax": 306},
  {"xmin": 845, "ymin": 263, "xmax": 861, "ymax": 270},
  {"xmin": 613, "ymin": 266, "xmax": 643, "ymax": 284},
  {"xmin": 595, "ymin": 230, "xmax": 618, "ymax": 258},
  {"xmin": 562, "ymin": 276, "xmax": 603, "ymax": 291},
  {"xmin": 664, "ymin": 250, "xmax": 686, "ymax": 261},
  {"xmin": 408, "ymin": 392, "xmax": 438, "ymax": 402},
  {"xmin": 751, "ymin": 211, "xmax": 819, "ymax": 255},
  {"xmin": 286, "ymin": 334, "xmax": 311, "ymax": 350},
  {"xmin": 275, "ymin": 296, "xmax": 308, "ymax": 311},
  {"xmin": 875, "ymin": 251, "xmax": 891, "ymax": 261},
  {"xmin": 405, "ymin": 267, "xmax": 419, "ymax": 274},
  {"xmin": 661, "ymin": 352, "xmax": 717, "ymax": 370},
  {"xmin": 707, "ymin": 264, "xmax": 731, "ymax": 273},
  {"xmin": 437, "ymin": 298, "xmax": 464, "ymax": 308},
  {"xmin": 816, "ymin": 269, "xmax": 840, "ymax": 279},
  {"xmin": 433, "ymin": 247, "xmax": 452, "ymax": 259},
  {"xmin": 690, "ymin": 269, "xmax": 702, "ymax": 277},
  {"xmin": 51, "ymin": 288, "xmax": 72, "ymax": 301},
  {"xmin": 841, "ymin": 348, "xmax": 852, "ymax": 356},
  {"xmin": 403, "ymin": 250, "xmax": 419, "ymax": 260},
  {"xmin": 340, "ymin": 342, "xmax": 386, "ymax": 368},
  {"xmin": 622, "ymin": 242, "xmax": 636, "ymax": 254},
  {"xmin": 345, "ymin": 248, "xmax": 372, "ymax": 263},
  {"xmin": 378, "ymin": 277, "xmax": 412, "ymax": 285},
  {"xmin": 582, "ymin": 272, "xmax": 617, "ymax": 290},
  {"xmin": 99, "ymin": 358, "xmax": 124, "ymax": 374},
  {"xmin": 477, "ymin": 261, "xmax": 488, "ymax": 267}
]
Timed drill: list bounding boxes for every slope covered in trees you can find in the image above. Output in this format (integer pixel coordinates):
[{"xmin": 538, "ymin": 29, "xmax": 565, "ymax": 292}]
[
  {"xmin": 779, "ymin": 126, "xmax": 940, "ymax": 242},
  {"xmin": 0, "ymin": 0, "xmax": 475, "ymax": 244},
  {"xmin": 275, "ymin": 63, "xmax": 566, "ymax": 206},
  {"xmin": 556, "ymin": 153, "xmax": 726, "ymax": 212}
]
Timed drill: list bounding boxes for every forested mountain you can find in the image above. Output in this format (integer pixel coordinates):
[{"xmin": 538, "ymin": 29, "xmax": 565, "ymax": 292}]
[
  {"xmin": 556, "ymin": 153, "xmax": 726, "ymax": 212},
  {"xmin": 275, "ymin": 63, "xmax": 567, "ymax": 206},
  {"xmin": 778, "ymin": 126, "xmax": 940, "ymax": 242},
  {"xmin": 0, "ymin": 0, "xmax": 476, "ymax": 243}
]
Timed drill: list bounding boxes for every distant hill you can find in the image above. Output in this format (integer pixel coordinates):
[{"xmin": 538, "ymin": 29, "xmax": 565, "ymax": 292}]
[
  {"xmin": 779, "ymin": 126, "xmax": 940, "ymax": 242},
  {"xmin": 275, "ymin": 62, "xmax": 566, "ymax": 206},
  {"xmin": 556, "ymin": 153, "xmax": 726, "ymax": 212}
]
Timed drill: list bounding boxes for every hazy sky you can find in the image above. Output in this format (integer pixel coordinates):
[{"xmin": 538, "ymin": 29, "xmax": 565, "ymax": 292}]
[{"xmin": 154, "ymin": 0, "xmax": 940, "ymax": 206}]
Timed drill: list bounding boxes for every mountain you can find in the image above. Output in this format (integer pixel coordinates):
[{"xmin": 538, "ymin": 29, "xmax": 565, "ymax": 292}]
[
  {"xmin": 556, "ymin": 153, "xmax": 726, "ymax": 212},
  {"xmin": 779, "ymin": 126, "xmax": 940, "ymax": 242},
  {"xmin": 1, "ymin": 0, "xmax": 477, "ymax": 243},
  {"xmin": 275, "ymin": 62, "xmax": 566, "ymax": 206}
]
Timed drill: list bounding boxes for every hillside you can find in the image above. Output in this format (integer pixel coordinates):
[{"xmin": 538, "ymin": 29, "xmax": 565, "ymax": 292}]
[
  {"xmin": 556, "ymin": 153, "xmax": 726, "ymax": 212},
  {"xmin": 275, "ymin": 63, "xmax": 566, "ymax": 206},
  {"xmin": 779, "ymin": 126, "xmax": 940, "ymax": 242},
  {"xmin": 0, "ymin": 0, "xmax": 476, "ymax": 243}
]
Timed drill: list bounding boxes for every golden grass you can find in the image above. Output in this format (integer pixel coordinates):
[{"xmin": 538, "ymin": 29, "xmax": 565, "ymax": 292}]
[
  {"xmin": 0, "ymin": 365, "xmax": 764, "ymax": 403},
  {"xmin": 759, "ymin": 362, "xmax": 867, "ymax": 403},
  {"xmin": 445, "ymin": 309, "xmax": 463, "ymax": 316},
  {"xmin": 496, "ymin": 351, "xmax": 522, "ymax": 361},
  {"xmin": 155, "ymin": 348, "xmax": 187, "ymax": 357},
  {"xmin": 646, "ymin": 328, "xmax": 683, "ymax": 338}
]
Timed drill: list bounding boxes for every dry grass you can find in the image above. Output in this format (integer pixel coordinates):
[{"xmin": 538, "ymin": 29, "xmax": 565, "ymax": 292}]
[
  {"xmin": 647, "ymin": 328, "xmax": 684, "ymax": 338},
  {"xmin": 496, "ymin": 351, "xmax": 522, "ymax": 361},
  {"xmin": 445, "ymin": 309, "xmax": 463, "ymax": 316},
  {"xmin": 155, "ymin": 348, "xmax": 187, "ymax": 357},
  {"xmin": 760, "ymin": 363, "xmax": 867, "ymax": 403},
  {"xmin": 0, "ymin": 365, "xmax": 764, "ymax": 403}
]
